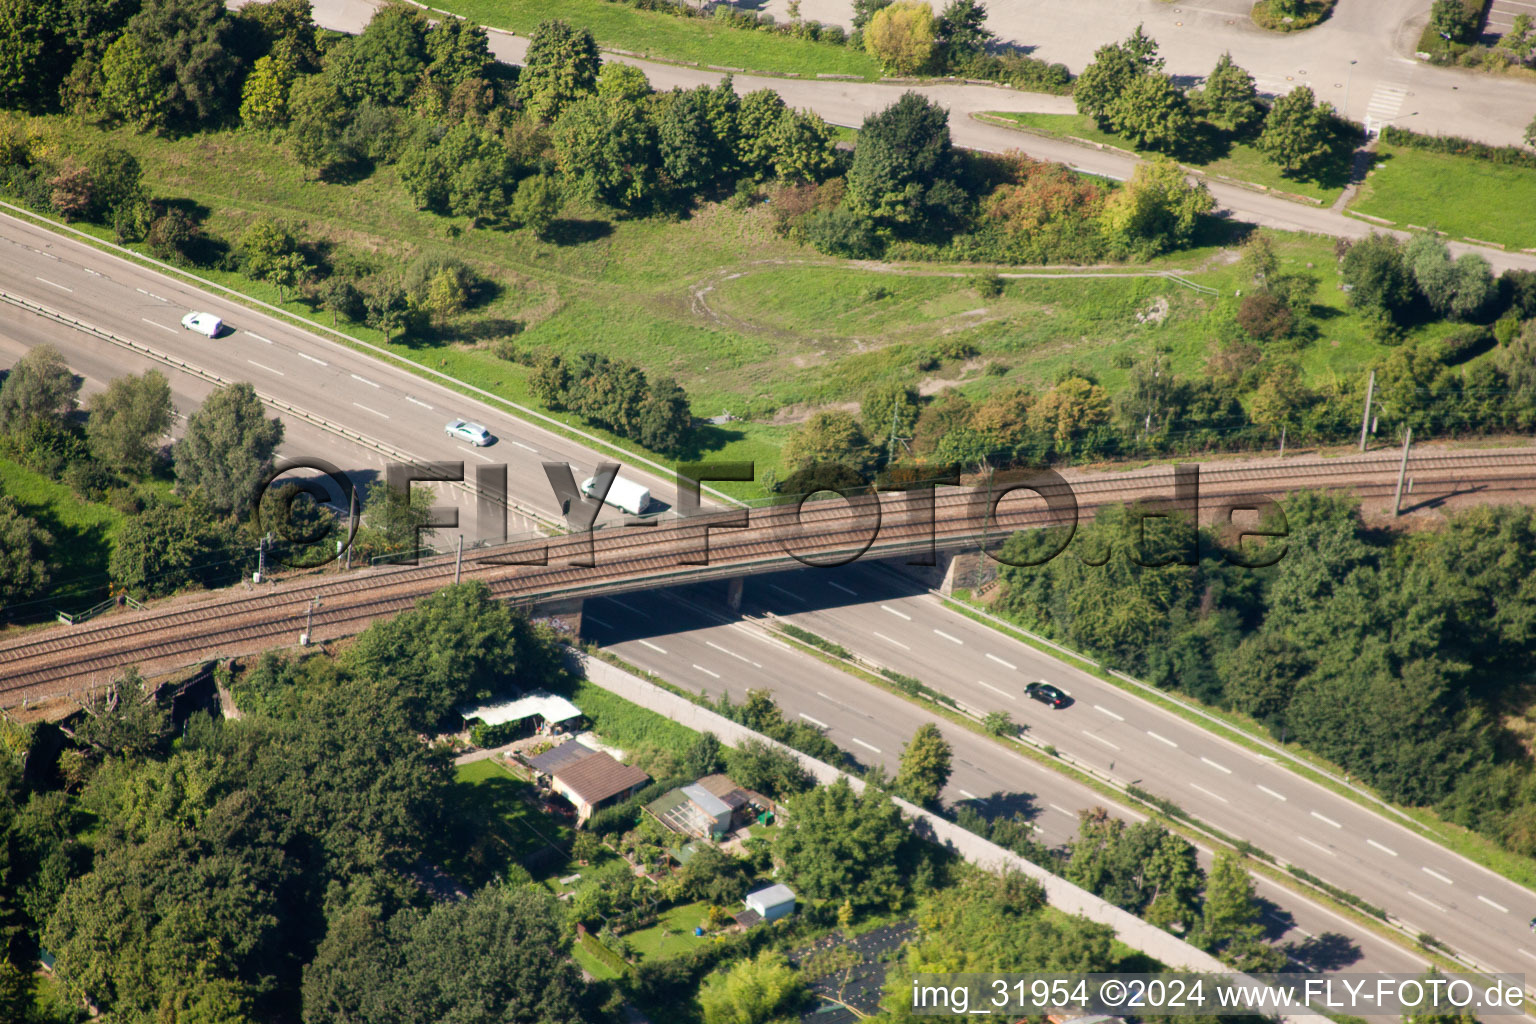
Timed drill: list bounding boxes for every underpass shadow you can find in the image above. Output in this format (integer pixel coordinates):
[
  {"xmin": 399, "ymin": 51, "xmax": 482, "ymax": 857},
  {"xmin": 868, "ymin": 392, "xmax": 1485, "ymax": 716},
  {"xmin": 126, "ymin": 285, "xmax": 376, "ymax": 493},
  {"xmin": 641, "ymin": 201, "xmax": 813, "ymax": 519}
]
[{"xmin": 1284, "ymin": 933, "xmax": 1362, "ymax": 972}]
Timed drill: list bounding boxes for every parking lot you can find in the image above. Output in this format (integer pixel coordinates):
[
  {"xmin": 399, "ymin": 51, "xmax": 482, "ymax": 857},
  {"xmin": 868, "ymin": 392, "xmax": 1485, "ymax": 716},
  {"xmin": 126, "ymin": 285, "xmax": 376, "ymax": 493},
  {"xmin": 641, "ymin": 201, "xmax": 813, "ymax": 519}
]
[{"xmin": 1485, "ymin": 0, "xmax": 1536, "ymax": 37}]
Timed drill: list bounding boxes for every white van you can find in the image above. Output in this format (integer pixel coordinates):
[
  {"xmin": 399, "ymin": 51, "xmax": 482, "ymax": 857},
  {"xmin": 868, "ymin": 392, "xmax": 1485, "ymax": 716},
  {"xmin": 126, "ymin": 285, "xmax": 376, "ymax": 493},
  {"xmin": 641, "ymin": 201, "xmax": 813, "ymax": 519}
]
[{"xmin": 580, "ymin": 474, "xmax": 650, "ymax": 515}]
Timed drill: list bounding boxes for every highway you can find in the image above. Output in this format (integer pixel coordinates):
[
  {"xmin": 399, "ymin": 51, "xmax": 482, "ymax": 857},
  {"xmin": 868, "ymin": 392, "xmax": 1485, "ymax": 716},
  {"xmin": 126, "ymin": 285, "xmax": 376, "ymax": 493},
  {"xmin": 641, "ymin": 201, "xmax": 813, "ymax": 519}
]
[
  {"xmin": 0, "ymin": 208, "xmax": 691, "ymax": 543},
  {"xmin": 3, "ymin": 204, "xmax": 1535, "ymax": 991},
  {"xmin": 583, "ymin": 582, "xmax": 1431, "ymax": 979}
]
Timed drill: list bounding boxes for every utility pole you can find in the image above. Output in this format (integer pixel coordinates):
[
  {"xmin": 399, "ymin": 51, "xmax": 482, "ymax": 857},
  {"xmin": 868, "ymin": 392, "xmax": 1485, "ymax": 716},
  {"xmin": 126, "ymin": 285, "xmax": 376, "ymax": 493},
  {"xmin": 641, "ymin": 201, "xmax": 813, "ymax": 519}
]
[
  {"xmin": 454, "ymin": 534, "xmax": 464, "ymax": 584},
  {"xmin": 1393, "ymin": 426, "xmax": 1413, "ymax": 516},
  {"xmin": 1344, "ymin": 59, "xmax": 1358, "ymax": 131},
  {"xmin": 1279, "ymin": 427, "xmax": 1286, "ymax": 457},
  {"xmin": 254, "ymin": 536, "xmax": 266, "ymax": 584},
  {"xmin": 301, "ymin": 596, "xmax": 318, "ymax": 645},
  {"xmin": 1359, "ymin": 369, "xmax": 1375, "ymax": 451}
]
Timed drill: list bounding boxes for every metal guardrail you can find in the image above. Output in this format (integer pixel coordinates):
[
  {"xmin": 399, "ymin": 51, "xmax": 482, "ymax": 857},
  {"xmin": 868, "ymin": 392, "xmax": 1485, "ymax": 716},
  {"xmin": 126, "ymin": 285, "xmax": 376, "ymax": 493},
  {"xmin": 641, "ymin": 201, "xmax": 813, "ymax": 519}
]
[{"xmin": 54, "ymin": 597, "xmax": 117, "ymax": 625}]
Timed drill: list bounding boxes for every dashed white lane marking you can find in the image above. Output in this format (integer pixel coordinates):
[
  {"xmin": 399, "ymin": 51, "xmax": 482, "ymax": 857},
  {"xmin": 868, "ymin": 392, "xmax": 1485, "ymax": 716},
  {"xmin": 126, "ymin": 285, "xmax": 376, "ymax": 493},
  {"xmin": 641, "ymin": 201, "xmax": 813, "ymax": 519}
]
[
  {"xmin": 612, "ymin": 598, "xmax": 650, "ymax": 619},
  {"xmin": 351, "ymin": 402, "xmax": 388, "ymax": 418},
  {"xmin": 828, "ymin": 581, "xmax": 857, "ymax": 596},
  {"xmin": 768, "ymin": 583, "xmax": 803, "ymax": 602},
  {"xmin": 934, "ymin": 629, "xmax": 963, "ymax": 644},
  {"xmin": 977, "ymin": 679, "xmax": 1015, "ymax": 700},
  {"xmin": 851, "ymin": 737, "xmax": 881, "ymax": 754},
  {"xmin": 1189, "ymin": 782, "xmax": 1228, "ymax": 804},
  {"xmin": 1310, "ymin": 811, "xmax": 1342, "ymax": 829},
  {"xmin": 141, "ymin": 318, "xmax": 176, "ymax": 333},
  {"xmin": 1147, "ymin": 730, "xmax": 1178, "ymax": 748},
  {"xmin": 35, "ymin": 276, "xmax": 71, "ymax": 292},
  {"xmin": 512, "ymin": 441, "xmax": 538, "ymax": 452},
  {"xmin": 1094, "ymin": 704, "xmax": 1124, "ymax": 721},
  {"xmin": 1255, "ymin": 784, "xmax": 1287, "ymax": 801},
  {"xmin": 1408, "ymin": 891, "xmax": 1445, "ymax": 913},
  {"xmin": 816, "ymin": 691, "xmax": 837, "ymax": 703},
  {"xmin": 881, "ymin": 604, "xmax": 911, "ymax": 620},
  {"xmin": 1200, "ymin": 756, "xmax": 1232, "ymax": 774},
  {"xmin": 458, "ymin": 446, "xmax": 494, "ymax": 462},
  {"xmin": 872, "ymin": 631, "xmax": 909, "ymax": 650},
  {"xmin": 986, "ymin": 653, "xmax": 1016, "ymax": 670},
  {"xmin": 799, "ymin": 712, "xmax": 829, "ymax": 729},
  {"xmin": 1421, "ymin": 866, "xmax": 1453, "ymax": 885},
  {"xmin": 692, "ymin": 664, "xmax": 720, "ymax": 679},
  {"xmin": 957, "ymin": 788, "xmax": 978, "ymax": 800},
  {"xmin": 1082, "ymin": 730, "xmax": 1120, "ymax": 751},
  {"xmin": 82, "ymin": 268, "xmax": 102, "ymax": 277},
  {"xmin": 1297, "ymin": 836, "xmax": 1336, "ymax": 857},
  {"xmin": 245, "ymin": 332, "xmax": 273, "ymax": 344},
  {"xmin": 246, "ymin": 359, "xmax": 284, "ymax": 376},
  {"xmin": 405, "ymin": 396, "xmax": 432, "ymax": 409},
  {"xmin": 1519, "ymin": 948, "xmax": 1536, "ymax": 962},
  {"xmin": 585, "ymin": 613, "xmax": 613, "ymax": 628},
  {"xmin": 638, "ymin": 639, "xmax": 667, "ymax": 654},
  {"xmin": 1478, "ymin": 894, "xmax": 1510, "ymax": 913},
  {"xmin": 706, "ymin": 641, "xmax": 760, "ymax": 668},
  {"xmin": 1049, "ymin": 803, "xmax": 1076, "ymax": 816},
  {"xmin": 297, "ymin": 352, "xmax": 327, "ymax": 365},
  {"xmin": 350, "ymin": 373, "xmax": 380, "ymax": 388},
  {"xmin": 1366, "ymin": 839, "xmax": 1398, "ymax": 857}
]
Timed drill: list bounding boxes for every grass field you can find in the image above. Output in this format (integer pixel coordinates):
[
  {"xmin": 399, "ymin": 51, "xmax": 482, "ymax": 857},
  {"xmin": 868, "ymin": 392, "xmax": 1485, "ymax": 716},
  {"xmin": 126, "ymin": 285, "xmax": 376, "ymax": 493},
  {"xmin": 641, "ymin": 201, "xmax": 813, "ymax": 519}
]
[
  {"xmin": 0, "ymin": 457, "xmax": 124, "ymax": 614},
  {"xmin": 22, "ymin": 117, "xmax": 1450, "ymax": 500},
  {"xmin": 435, "ymin": 0, "xmax": 882, "ymax": 79},
  {"xmin": 622, "ymin": 899, "xmax": 714, "ymax": 959},
  {"xmin": 1349, "ymin": 142, "xmax": 1536, "ymax": 250},
  {"xmin": 982, "ymin": 111, "xmax": 1351, "ymax": 205}
]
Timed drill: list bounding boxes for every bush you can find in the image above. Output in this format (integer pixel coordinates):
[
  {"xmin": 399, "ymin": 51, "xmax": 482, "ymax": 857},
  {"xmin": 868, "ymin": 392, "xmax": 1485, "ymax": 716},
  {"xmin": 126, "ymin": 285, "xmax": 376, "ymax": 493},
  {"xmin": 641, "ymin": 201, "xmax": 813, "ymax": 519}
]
[
  {"xmin": 802, "ymin": 207, "xmax": 881, "ymax": 258},
  {"xmin": 970, "ymin": 272, "xmax": 1004, "ymax": 298},
  {"xmin": 1236, "ymin": 292, "xmax": 1294, "ymax": 340},
  {"xmin": 1380, "ymin": 125, "xmax": 1536, "ymax": 169}
]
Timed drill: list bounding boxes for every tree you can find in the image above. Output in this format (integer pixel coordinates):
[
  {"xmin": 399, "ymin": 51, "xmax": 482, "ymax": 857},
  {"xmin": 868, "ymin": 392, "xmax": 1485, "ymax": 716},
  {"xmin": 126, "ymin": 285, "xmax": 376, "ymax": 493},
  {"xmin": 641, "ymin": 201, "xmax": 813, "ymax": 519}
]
[
  {"xmin": 1199, "ymin": 849, "xmax": 1269, "ymax": 960},
  {"xmin": 1236, "ymin": 291, "xmax": 1293, "ymax": 341},
  {"xmin": 320, "ymin": 277, "xmax": 363, "ymax": 327},
  {"xmin": 364, "ymin": 283, "xmax": 412, "ymax": 342},
  {"xmin": 1527, "ymin": 112, "xmax": 1536, "ymax": 149},
  {"xmin": 86, "ymin": 146, "xmax": 145, "ymax": 221},
  {"xmin": 699, "ymin": 951, "xmax": 804, "ymax": 1024},
  {"xmin": 934, "ymin": 0, "xmax": 993, "ymax": 62},
  {"xmin": 1240, "ymin": 232, "xmax": 1278, "ymax": 285},
  {"xmin": 656, "ymin": 86, "xmax": 722, "ymax": 195},
  {"xmin": 1074, "ymin": 26, "xmax": 1162, "ymax": 128},
  {"xmin": 636, "ymin": 377, "xmax": 691, "ymax": 453},
  {"xmin": 116, "ymin": 0, "xmax": 247, "ymax": 131},
  {"xmin": 846, "ymin": 91, "xmax": 961, "ymax": 228},
  {"xmin": 1198, "ymin": 52, "xmax": 1261, "ymax": 132},
  {"xmin": 107, "ymin": 498, "xmax": 244, "ymax": 596},
  {"xmin": 0, "ymin": 496, "xmax": 52, "ymax": 607},
  {"xmin": 173, "ymin": 383, "xmax": 284, "ymax": 517},
  {"xmin": 1064, "ymin": 812, "xmax": 1204, "ymax": 930},
  {"xmin": 1340, "ymin": 233, "xmax": 1413, "ymax": 321},
  {"xmin": 287, "ymin": 73, "xmax": 356, "ymax": 175},
  {"xmin": 1099, "ymin": 155, "xmax": 1213, "ymax": 255},
  {"xmin": 1407, "ymin": 234, "xmax": 1495, "ymax": 321},
  {"xmin": 736, "ymin": 89, "xmax": 789, "ymax": 179},
  {"xmin": 87, "ymin": 370, "xmax": 173, "ymax": 476},
  {"xmin": 337, "ymin": 1, "xmax": 429, "ymax": 106},
  {"xmin": 439, "ymin": 122, "xmax": 514, "ymax": 225},
  {"xmin": 864, "ymin": 1, "xmax": 936, "ymax": 76},
  {"xmin": 0, "ymin": 0, "xmax": 64, "ymax": 111},
  {"xmin": 852, "ymin": 0, "xmax": 894, "ymax": 31},
  {"xmin": 146, "ymin": 207, "xmax": 204, "ymax": 263},
  {"xmin": 99, "ymin": 33, "xmax": 169, "ymax": 132},
  {"xmin": 509, "ymin": 173, "xmax": 561, "ymax": 237},
  {"xmin": 241, "ymin": 220, "xmax": 312, "ymax": 300},
  {"xmin": 239, "ymin": 52, "xmax": 298, "ymax": 130},
  {"xmin": 861, "ymin": 381, "xmax": 921, "ymax": 456},
  {"xmin": 896, "ymin": 723, "xmax": 952, "ymax": 807},
  {"xmin": 48, "ymin": 160, "xmax": 97, "ymax": 222},
  {"xmin": 1258, "ymin": 86, "xmax": 1336, "ymax": 178},
  {"xmin": 1112, "ymin": 72, "xmax": 1194, "ymax": 152},
  {"xmin": 726, "ymin": 739, "xmax": 812, "ymax": 798},
  {"xmin": 774, "ymin": 777, "xmax": 909, "ymax": 910},
  {"xmin": 516, "ymin": 19, "xmax": 600, "ymax": 123},
  {"xmin": 1429, "ymin": 0, "xmax": 1479, "ymax": 44},
  {"xmin": 424, "ymin": 267, "xmax": 469, "ymax": 324},
  {"xmin": 0, "ymin": 343, "xmax": 78, "ymax": 435},
  {"xmin": 596, "ymin": 61, "xmax": 651, "ymax": 103},
  {"xmin": 551, "ymin": 94, "xmax": 659, "ymax": 207},
  {"xmin": 1027, "ymin": 375, "xmax": 1110, "ymax": 446},
  {"xmin": 768, "ymin": 108, "xmax": 838, "ymax": 183},
  {"xmin": 783, "ymin": 411, "xmax": 876, "ymax": 475},
  {"xmin": 424, "ymin": 15, "xmax": 494, "ymax": 91}
]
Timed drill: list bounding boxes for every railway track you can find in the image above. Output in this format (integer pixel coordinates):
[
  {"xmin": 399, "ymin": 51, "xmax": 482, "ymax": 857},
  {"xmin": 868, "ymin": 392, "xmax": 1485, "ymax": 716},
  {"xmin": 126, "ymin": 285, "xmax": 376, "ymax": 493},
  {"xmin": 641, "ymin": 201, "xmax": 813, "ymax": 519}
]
[{"xmin": 5, "ymin": 449, "xmax": 1534, "ymax": 706}]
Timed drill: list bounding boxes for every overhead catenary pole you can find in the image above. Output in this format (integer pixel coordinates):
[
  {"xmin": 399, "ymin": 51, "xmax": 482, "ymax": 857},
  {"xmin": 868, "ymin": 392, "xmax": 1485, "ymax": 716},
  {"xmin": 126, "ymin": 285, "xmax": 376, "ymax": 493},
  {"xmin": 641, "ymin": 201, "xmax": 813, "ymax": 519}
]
[
  {"xmin": 1393, "ymin": 426, "xmax": 1413, "ymax": 516},
  {"xmin": 454, "ymin": 534, "xmax": 464, "ymax": 584},
  {"xmin": 1359, "ymin": 369, "xmax": 1375, "ymax": 451}
]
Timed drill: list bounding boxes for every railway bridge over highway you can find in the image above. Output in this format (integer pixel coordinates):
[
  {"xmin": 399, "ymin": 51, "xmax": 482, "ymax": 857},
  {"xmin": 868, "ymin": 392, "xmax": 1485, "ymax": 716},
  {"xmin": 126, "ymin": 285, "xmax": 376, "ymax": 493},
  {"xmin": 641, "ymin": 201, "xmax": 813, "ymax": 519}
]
[{"xmin": 3, "ymin": 447, "xmax": 1534, "ymax": 710}]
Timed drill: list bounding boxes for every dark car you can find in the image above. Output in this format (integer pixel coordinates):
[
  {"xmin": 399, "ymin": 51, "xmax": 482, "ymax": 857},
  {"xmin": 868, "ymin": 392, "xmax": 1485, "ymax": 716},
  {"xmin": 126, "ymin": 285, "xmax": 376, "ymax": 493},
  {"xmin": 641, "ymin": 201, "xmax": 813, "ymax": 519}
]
[{"xmin": 1025, "ymin": 681, "xmax": 1071, "ymax": 708}]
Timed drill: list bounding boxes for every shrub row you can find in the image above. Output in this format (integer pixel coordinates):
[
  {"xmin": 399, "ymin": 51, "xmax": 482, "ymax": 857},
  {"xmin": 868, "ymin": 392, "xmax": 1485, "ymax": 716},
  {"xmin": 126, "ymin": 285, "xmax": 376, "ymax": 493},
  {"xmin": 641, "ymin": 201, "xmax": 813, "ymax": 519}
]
[{"xmin": 1380, "ymin": 124, "xmax": 1536, "ymax": 169}]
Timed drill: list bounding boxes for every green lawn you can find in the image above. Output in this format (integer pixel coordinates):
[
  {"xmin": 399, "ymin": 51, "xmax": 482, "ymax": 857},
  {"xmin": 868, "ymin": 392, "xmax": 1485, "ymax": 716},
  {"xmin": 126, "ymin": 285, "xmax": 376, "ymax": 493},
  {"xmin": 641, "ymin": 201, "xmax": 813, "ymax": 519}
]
[
  {"xmin": 0, "ymin": 458, "xmax": 126, "ymax": 613},
  {"xmin": 982, "ymin": 111, "xmax": 1350, "ymax": 205},
  {"xmin": 435, "ymin": 0, "xmax": 882, "ymax": 79},
  {"xmin": 621, "ymin": 899, "xmax": 714, "ymax": 960},
  {"xmin": 1350, "ymin": 142, "xmax": 1536, "ymax": 250},
  {"xmin": 452, "ymin": 758, "xmax": 574, "ymax": 863}
]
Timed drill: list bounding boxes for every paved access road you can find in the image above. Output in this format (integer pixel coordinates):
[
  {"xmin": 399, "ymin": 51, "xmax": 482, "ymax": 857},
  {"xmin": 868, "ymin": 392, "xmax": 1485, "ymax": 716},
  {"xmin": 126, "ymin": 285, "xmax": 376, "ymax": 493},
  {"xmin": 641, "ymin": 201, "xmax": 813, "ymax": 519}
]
[
  {"xmin": 0, "ymin": 209, "xmax": 693, "ymax": 540},
  {"xmin": 306, "ymin": 0, "xmax": 1536, "ymax": 275},
  {"xmin": 770, "ymin": 0, "xmax": 1536, "ymax": 149},
  {"xmin": 583, "ymin": 583, "xmax": 1430, "ymax": 980}
]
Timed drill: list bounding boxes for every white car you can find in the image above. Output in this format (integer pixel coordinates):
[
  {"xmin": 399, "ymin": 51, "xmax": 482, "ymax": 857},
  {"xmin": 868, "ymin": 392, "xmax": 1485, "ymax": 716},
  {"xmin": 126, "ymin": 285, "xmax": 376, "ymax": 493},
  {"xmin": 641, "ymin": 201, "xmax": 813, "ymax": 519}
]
[
  {"xmin": 445, "ymin": 419, "xmax": 493, "ymax": 446},
  {"xmin": 180, "ymin": 312, "xmax": 223, "ymax": 338}
]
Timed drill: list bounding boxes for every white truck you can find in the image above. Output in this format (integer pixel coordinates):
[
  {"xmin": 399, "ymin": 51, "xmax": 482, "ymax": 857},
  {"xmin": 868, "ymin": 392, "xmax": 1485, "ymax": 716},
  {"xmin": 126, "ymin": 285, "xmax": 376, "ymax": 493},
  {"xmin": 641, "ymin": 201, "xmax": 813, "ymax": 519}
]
[{"xmin": 581, "ymin": 473, "xmax": 651, "ymax": 515}]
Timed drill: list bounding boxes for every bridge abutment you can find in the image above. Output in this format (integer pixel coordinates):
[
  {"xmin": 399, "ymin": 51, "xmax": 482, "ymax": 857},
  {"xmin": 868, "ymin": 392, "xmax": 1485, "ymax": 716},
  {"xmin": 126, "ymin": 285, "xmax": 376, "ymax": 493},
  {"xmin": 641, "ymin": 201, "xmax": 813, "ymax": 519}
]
[
  {"xmin": 531, "ymin": 596, "xmax": 584, "ymax": 635},
  {"xmin": 894, "ymin": 548, "xmax": 998, "ymax": 596},
  {"xmin": 725, "ymin": 576, "xmax": 744, "ymax": 612}
]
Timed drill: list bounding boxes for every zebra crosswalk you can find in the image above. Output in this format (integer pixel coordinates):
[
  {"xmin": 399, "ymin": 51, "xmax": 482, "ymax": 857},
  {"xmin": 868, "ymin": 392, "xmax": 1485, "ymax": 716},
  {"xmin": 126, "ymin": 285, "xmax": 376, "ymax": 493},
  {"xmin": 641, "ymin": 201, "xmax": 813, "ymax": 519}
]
[{"xmin": 1364, "ymin": 80, "xmax": 1411, "ymax": 134}]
